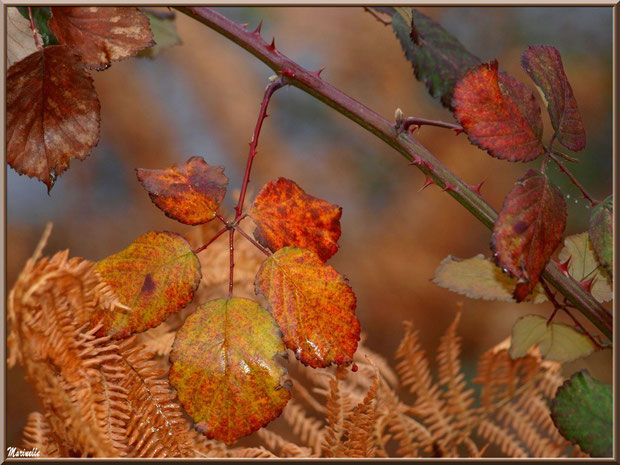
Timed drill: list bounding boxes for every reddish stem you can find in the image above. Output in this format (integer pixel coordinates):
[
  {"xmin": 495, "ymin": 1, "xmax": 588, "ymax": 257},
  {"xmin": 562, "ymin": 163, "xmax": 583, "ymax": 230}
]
[
  {"xmin": 193, "ymin": 225, "xmax": 228, "ymax": 254},
  {"xmin": 234, "ymin": 78, "xmax": 286, "ymax": 220},
  {"xmin": 235, "ymin": 226, "xmax": 271, "ymax": 256},
  {"xmin": 398, "ymin": 117, "xmax": 463, "ymax": 135},
  {"xmin": 363, "ymin": 7, "xmax": 392, "ymax": 26},
  {"xmin": 548, "ymin": 151, "xmax": 599, "ymax": 206},
  {"xmin": 28, "ymin": 7, "xmax": 42, "ymax": 50},
  {"xmin": 228, "ymin": 229, "xmax": 235, "ymax": 297}
]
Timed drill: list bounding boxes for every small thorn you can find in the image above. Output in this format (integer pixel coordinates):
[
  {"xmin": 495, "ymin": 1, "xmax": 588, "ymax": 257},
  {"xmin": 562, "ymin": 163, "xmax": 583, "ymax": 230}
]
[
  {"xmin": 315, "ymin": 65, "xmax": 326, "ymax": 78},
  {"xmin": 253, "ymin": 20, "xmax": 263, "ymax": 35},
  {"xmin": 579, "ymin": 275, "xmax": 596, "ymax": 293},
  {"xmin": 267, "ymin": 38, "xmax": 277, "ymax": 52},
  {"xmin": 442, "ymin": 182, "xmax": 457, "ymax": 193},
  {"xmin": 453, "ymin": 127, "xmax": 464, "ymax": 135},
  {"xmin": 469, "ymin": 178, "xmax": 486, "ymax": 194},
  {"xmin": 408, "ymin": 155, "xmax": 424, "ymax": 166},
  {"xmin": 556, "ymin": 256, "xmax": 571, "ymax": 276},
  {"xmin": 408, "ymin": 124, "xmax": 421, "ymax": 133},
  {"xmin": 418, "ymin": 176, "xmax": 435, "ymax": 192}
]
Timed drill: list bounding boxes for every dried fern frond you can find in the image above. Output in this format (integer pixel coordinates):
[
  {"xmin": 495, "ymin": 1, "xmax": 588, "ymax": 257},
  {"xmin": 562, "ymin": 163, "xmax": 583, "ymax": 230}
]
[{"xmin": 22, "ymin": 412, "xmax": 60, "ymax": 457}]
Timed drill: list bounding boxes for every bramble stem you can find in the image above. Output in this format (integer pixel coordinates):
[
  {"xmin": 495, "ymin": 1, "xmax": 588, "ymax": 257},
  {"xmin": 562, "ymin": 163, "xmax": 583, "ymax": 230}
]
[
  {"xmin": 398, "ymin": 117, "xmax": 463, "ymax": 135},
  {"xmin": 28, "ymin": 7, "xmax": 42, "ymax": 50},
  {"xmin": 228, "ymin": 229, "xmax": 235, "ymax": 297},
  {"xmin": 193, "ymin": 225, "xmax": 228, "ymax": 254},
  {"xmin": 236, "ymin": 226, "xmax": 271, "ymax": 256},
  {"xmin": 176, "ymin": 6, "xmax": 612, "ymax": 341},
  {"xmin": 363, "ymin": 7, "xmax": 392, "ymax": 26},
  {"xmin": 234, "ymin": 77, "xmax": 286, "ymax": 220},
  {"xmin": 548, "ymin": 151, "xmax": 599, "ymax": 206}
]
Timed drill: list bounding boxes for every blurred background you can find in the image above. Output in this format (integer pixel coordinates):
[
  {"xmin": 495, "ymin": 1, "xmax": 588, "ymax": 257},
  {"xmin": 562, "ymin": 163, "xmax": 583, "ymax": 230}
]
[{"xmin": 6, "ymin": 6, "xmax": 613, "ymax": 447}]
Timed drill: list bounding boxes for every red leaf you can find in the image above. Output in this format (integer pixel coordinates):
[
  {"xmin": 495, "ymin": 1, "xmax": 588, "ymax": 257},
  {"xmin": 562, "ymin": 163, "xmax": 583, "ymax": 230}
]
[
  {"xmin": 7, "ymin": 46, "xmax": 100, "ymax": 191},
  {"xmin": 521, "ymin": 45, "xmax": 586, "ymax": 152},
  {"xmin": 255, "ymin": 247, "xmax": 359, "ymax": 368},
  {"xmin": 49, "ymin": 7, "xmax": 154, "ymax": 69},
  {"xmin": 136, "ymin": 156, "xmax": 229, "ymax": 225},
  {"xmin": 249, "ymin": 178, "xmax": 342, "ymax": 262},
  {"xmin": 491, "ymin": 169, "xmax": 567, "ymax": 301},
  {"xmin": 453, "ymin": 60, "xmax": 545, "ymax": 162}
]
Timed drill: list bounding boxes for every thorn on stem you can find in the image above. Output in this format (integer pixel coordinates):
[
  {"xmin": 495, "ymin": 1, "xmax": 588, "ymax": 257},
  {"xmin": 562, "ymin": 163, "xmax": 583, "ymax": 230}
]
[
  {"xmin": 408, "ymin": 156, "xmax": 424, "ymax": 167},
  {"xmin": 312, "ymin": 65, "xmax": 326, "ymax": 78},
  {"xmin": 267, "ymin": 38, "xmax": 277, "ymax": 52},
  {"xmin": 253, "ymin": 20, "xmax": 263, "ymax": 36},
  {"xmin": 442, "ymin": 182, "xmax": 457, "ymax": 193},
  {"xmin": 556, "ymin": 256, "xmax": 571, "ymax": 276},
  {"xmin": 418, "ymin": 176, "xmax": 435, "ymax": 192},
  {"xmin": 469, "ymin": 178, "xmax": 485, "ymax": 194},
  {"xmin": 579, "ymin": 275, "xmax": 596, "ymax": 293},
  {"xmin": 453, "ymin": 127, "xmax": 464, "ymax": 135}
]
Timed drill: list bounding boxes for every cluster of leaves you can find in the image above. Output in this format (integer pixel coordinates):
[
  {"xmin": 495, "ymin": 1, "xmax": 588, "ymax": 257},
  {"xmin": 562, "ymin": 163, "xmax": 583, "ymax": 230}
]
[
  {"xmin": 6, "ymin": 6, "xmax": 180, "ymax": 191},
  {"xmin": 92, "ymin": 155, "xmax": 359, "ymax": 444},
  {"xmin": 372, "ymin": 7, "xmax": 612, "ymax": 456}
]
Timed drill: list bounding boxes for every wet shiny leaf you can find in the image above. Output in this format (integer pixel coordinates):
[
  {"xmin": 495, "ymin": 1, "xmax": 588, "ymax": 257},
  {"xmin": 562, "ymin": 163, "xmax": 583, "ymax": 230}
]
[
  {"xmin": 169, "ymin": 298, "xmax": 290, "ymax": 445},
  {"xmin": 255, "ymin": 247, "xmax": 359, "ymax": 368},
  {"xmin": 453, "ymin": 60, "xmax": 545, "ymax": 162},
  {"xmin": 521, "ymin": 45, "xmax": 586, "ymax": 151},
  {"xmin": 433, "ymin": 254, "xmax": 547, "ymax": 304},
  {"xmin": 551, "ymin": 371, "xmax": 612, "ymax": 457},
  {"xmin": 94, "ymin": 231, "xmax": 201, "ymax": 338},
  {"xmin": 558, "ymin": 232, "xmax": 612, "ymax": 303},
  {"xmin": 491, "ymin": 169, "xmax": 567, "ymax": 301},
  {"xmin": 49, "ymin": 7, "xmax": 154, "ymax": 69},
  {"xmin": 7, "ymin": 45, "xmax": 100, "ymax": 191},
  {"xmin": 588, "ymin": 196, "xmax": 613, "ymax": 277},
  {"xmin": 250, "ymin": 178, "xmax": 342, "ymax": 262},
  {"xmin": 136, "ymin": 156, "xmax": 228, "ymax": 225},
  {"xmin": 509, "ymin": 314, "xmax": 595, "ymax": 362}
]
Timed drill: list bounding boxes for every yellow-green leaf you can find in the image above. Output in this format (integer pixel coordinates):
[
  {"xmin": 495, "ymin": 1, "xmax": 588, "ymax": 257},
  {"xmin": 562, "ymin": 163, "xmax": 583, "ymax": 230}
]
[
  {"xmin": 558, "ymin": 232, "xmax": 612, "ymax": 303},
  {"xmin": 169, "ymin": 298, "xmax": 290, "ymax": 445},
  {"xmin": 433, "ymin": 254, "xmax": 547, "ymax": 303},
  {"xmin": 138, "ymin": 8, "xmax": 182, "ymax": 59},
  {"xmin": 94, "ymin": 231, "xmax": 201, "ymax": 338},
  {"xmin": 509, "ymin": 314, "xmax": 596, "ymax": 362}
]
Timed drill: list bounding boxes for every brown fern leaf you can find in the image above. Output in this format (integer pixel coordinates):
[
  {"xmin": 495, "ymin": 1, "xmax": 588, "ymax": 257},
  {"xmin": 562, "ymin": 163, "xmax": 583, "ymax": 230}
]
[
  {"xmin": 395, "ymin": 321, "xmax": 455, "ymax": 453},
  {"xmin": 22, "ymin": 412, "xmax": 60, "ymax": 457},
  {"xmin": 280, "ymin": 399, "xmax": 325, "ymax": 455},
  {"xmin": 321, "ymin": 366, "xmax": 349, "ymax": 457},
  {"xmin": 341, "ymin": 367, "xmax": 380, "ymax": 457},
  {"xmin": 256, "ymin": 427, "xmax": 314, "ymax": 457},
  {"xmin": 228, "ymin": 446, "xmax": 278, "ymax": 458},
  {"xmin": 477, "ymin": 419, "xmax": 528, "ymax": 458}
]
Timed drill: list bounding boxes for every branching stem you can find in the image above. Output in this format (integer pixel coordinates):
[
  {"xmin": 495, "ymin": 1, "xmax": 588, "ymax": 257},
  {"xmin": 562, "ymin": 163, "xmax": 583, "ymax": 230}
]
[
  {"xmin": 398, "ymin": 117, "xmax": 463, "ymax": 135},
  {"xmin": 193, "ymin": 225, "xmax": 228, "ymax": 254},
  {"xmin": 176, "ymin": 6, "xmax": 612, "ymax": 341},
  {"xmin": 548, "ymin": 151, "xmax": 599, "ymax": 206},
  {"xmin": 236, "ymin": 226, "xmax": 271, "ymax": 257}
]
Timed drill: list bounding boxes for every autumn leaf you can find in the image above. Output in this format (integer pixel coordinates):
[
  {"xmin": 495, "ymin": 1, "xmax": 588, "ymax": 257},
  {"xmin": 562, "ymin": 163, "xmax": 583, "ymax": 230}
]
[
  {"xmin": 453, "ymin": 60, "xmax": 546, "ymax": 162},
  {"xmin": 255, "ymin": 247, "xmax": 359, "ymax": 368},
  {"xmin": 386, "ymin": 7, "xmax": 480, "ymax": 109},
  {"xmin": 521, "ymin": 45, "xmax": 586, "ymax": 152},
  {"xmin": 551, "ymin": 371, "xmax": 612, "ymax": 457},
  {"xmin": 138, "ymin": 9, "xmax": 182, "ymax": 59},
  {"xmin": 558, "ymin": 233, "xmax": 612, "ymax": 303},
  {"xmin": 94, "ymin": 231, "xmax": 201, "ymax": 338},
  {"xmin": 136, "ymin": 157, "xmax": 228, "ymax": 225},
  {"xmin": 433, "ymin": 254, "xmax": 547, "ymax": 304},
  {"xmin": 7, "ymin": 45, "xmax": 100, "ymax": 191},
  {"xmin": 249, "ymin": 178, "xmax": 342, "ymax": 262},
  {"xmin": 16, "ymin": 7, "xmax": 58, "ymax": 47},
  {"xmin": 169, "ymin": 298, "xmax": 290, "ymax": 445},
  {"xmin": 588, "ymin": 196, "xmax": 613, "ymax": 277},
  {"xmin": 491, "ymin": 169, "xmax": 567, "ymax": 302},
  {"xmin": 509, "ymin": 315, "xmax": 595, "ymax": 363},
  {"xmin": 49, "ymin": 7, "xmax": 154, "ymax": 69},
  {"xmin": 7, "ymin": 7, "xmax": 42, "ymax": 67}
]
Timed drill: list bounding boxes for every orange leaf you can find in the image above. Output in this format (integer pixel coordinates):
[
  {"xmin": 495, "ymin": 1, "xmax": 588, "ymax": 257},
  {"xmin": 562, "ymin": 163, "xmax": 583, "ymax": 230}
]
[
  {"xmin": 94, "ymin": 231, "xmax": 201, "ymax": 338},
  {"xmin": 169, "ymin": 298, "xmax": 290, "ymax": 445},
  {"xmin": 7, "ymin": 46, "xmax": 100, "ymax": 191},
  {"xmin": 453, "ymin": 60, "xmax": 545, "ymax": 162},
  {"xmin": 49, "ymin": 7, "xmax": 154, "ymax": 69},
  {"xmin": 250, "ymin": 178, "xmax": 342, "ymax": 262},
  {"xmin": 491, "ymin": 169, "xmax": 567, "ymax": 302},
  {"xmin": 136, "ymin": 157, "xmax": 229, "ymax": 225},
  {"xmin": 255, "ymin": 247, "xmax": 359, "ymax": 368}
]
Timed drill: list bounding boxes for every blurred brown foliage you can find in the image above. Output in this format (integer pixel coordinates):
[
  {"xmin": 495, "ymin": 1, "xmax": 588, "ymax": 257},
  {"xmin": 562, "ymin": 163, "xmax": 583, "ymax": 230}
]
[{"xmin": 6, "ymin": 6, "xmax": 612, "ymax": 448}]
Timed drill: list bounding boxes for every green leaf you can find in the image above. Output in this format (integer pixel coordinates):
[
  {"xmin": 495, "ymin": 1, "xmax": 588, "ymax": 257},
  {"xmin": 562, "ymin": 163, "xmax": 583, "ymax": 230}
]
[
  {"xmin": 94, "ymin": 231, "xmax": 201, "ymax": 338},
  {"xmin": 558, "ymin": 232, "xmax": 612, "ymax": 303},
  {"xmin": 138, "ymin": 8, "xmax": 181, "ymax": 58},
  {"xmin": 169, "ymin": 298, "xmax": 290, "ymax": 445},
  {"xmin": 551, "ymin": 370, "xmax": 612, "ymax": 457},
  {"xmin": 433, "ymin": 254, "xmax": 547, "ymax": 303},
  {"xmin": 588, "ymin": 196, "xmax": 613, "ymax": 277},
  {"xmin": 509, "ymin": 315, "xmax": 596, "ymax": 362},
  {"xmin": 17, "ymin": 7, "xmax": 58, "ymax": 46},
  {"xmin": 388, "ymin": 7, "xmax": 480, "ymax": 109}
]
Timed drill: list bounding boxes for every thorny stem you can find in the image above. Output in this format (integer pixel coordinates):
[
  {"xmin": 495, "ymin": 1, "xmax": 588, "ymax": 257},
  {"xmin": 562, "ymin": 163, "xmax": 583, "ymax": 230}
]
[
  {"xmin": 398, "ymin": 117, "xmax": 463, "ymax": 135},
  {"xmin": 228, "ymin": 228, "xmax": 235, "ymax": 297},
  {"xmin": 236, "ymin": 226, "xmax": 271, "ymax": 256},
  {"xmin": 28, "ymin": 7, "xmax": 42, "ymax": 50},
  {"xmin": 548, "ymin": 151, "xmax": 600, "ymax": 206},
  {"xmin": 234, "ymin": 77, "xmax": 286, "ymax": 220},
  {"xmin": 176, "ymin": 6, "xmax": 612, "ymax": 342},
  {"xmin": 193, "ymin": 225, "xmax": 228, "ymax": 254}
]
